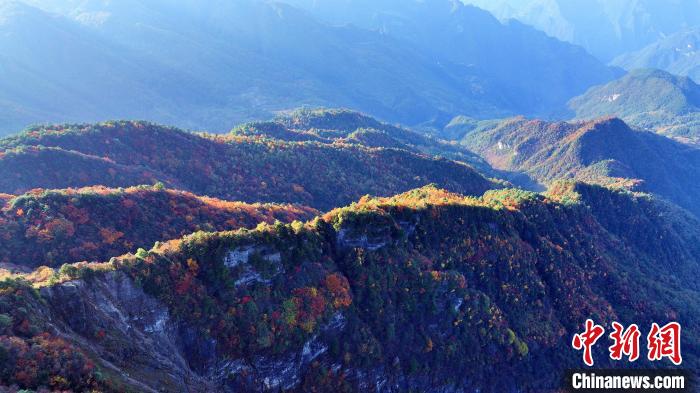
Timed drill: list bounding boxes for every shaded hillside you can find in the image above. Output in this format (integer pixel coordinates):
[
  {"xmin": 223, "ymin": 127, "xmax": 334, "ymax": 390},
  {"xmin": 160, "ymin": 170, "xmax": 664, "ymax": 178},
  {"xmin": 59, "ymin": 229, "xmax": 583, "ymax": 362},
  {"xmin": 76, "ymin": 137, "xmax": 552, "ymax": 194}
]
[
  {"xmin": 0, "ymin": 0, "xmax": 171, "ymax": 134},
  {"xmin": 282, "ymin": 0, "xmax": 621, "ymax": 119},
  {"xmin": 0, "ymin": 144, "xmax": 175, "ymax": 190},
  {"xmin": 612, "ymin": 29, "xmax": 700, "ymax": 83},
  {"xmin": 0, "ymin": 185, "xmax": 318, "ymax": 268},
  {"xmin": 462, "ymin": 0, "xmax": 700, "ymax": 61},
  {"xmin": 569, "ymin": 69, "xmax": 700, "ymax": 143},
  {"xmin": 0, "ymin": 120, "xmax": 497, "ymax": 210},
  {"xmin": 460, "ymin": 116, "xmax": 700, "ymax": 216},
  {"xmin": 1, "ymin": 184, "xmax": 697, "ymax": 392},
  {"xmin": 0, "ymin": 0, "xmax": 618, "ymax": 134},
  {"xmin": 0, "ymin": 0, "xmax": 497, "ymax": 134}
]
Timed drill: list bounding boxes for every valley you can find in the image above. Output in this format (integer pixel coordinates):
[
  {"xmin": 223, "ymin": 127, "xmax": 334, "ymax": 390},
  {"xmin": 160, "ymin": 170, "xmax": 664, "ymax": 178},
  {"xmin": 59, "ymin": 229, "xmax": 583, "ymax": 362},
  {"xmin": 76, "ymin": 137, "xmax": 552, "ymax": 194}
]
[{"xmin": 0, "ymin": 1, "xmax": 698, "ymax": 392}]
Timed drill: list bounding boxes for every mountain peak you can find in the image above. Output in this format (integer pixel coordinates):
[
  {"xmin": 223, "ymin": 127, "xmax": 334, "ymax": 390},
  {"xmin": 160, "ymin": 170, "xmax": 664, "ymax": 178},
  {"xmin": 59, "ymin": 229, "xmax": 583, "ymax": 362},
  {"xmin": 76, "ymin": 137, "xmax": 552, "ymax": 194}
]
[
  {"xmin": 578, "ymin": 116, "xmax": 629, "ymax": 133},
  {"xmin": 611, "ymin": 28, "xmax": 700, "ymax": 83},
  {"xmin": 461, "ymin": 116, "xmax": 700, "ymax": 216},
  {"xmin": 569, "ymin": 68, "xmax": 700, "ymax": 142},
  {"xmin": 277, "ymin": 108, "xmax": 384, "ymax": 131}
]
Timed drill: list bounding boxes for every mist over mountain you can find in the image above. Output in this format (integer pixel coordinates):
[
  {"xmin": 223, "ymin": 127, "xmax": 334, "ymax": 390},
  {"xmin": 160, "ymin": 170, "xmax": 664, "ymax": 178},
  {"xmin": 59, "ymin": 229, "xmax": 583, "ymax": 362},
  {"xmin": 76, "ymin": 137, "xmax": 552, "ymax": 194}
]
[
  {"xmin": 0, "ymin": 0, "xmax": 619, "ymax": 135},
  {"xmin": 462, "ymin": 0, "xmax": 700, "ymax": 61},
  {"xmin": 612, "ymin": 29, "xmax": 700, "ymax": 83},
  {"xmin": 569, "ymin": 68, "xmax": 700, "ymax": 143},
  {"xmin": 281, "ymin": 0, "xmax": 621, "ymax": 119}
]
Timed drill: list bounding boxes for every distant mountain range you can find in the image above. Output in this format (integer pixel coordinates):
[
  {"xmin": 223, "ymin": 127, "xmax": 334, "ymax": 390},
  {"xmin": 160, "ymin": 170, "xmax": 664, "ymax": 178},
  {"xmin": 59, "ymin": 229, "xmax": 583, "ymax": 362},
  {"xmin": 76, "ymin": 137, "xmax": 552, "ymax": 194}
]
[
  {"xmin": 461, "ymin": 0, "xmax": 700, "ymax": 61},
  {"xmin": 612, "ymin": 29, "xmax": 700, "ymax": 83},
  {"xmin": 569, "ymin": 69, "xmax": 700, "ymax": 143},
  {"xmin": 280, "ymin": 0, "xmax": 622, "ymax": 119},
  {"xmin": 0, "ymin": 0, "xmax": 620, "ymax": 135}
]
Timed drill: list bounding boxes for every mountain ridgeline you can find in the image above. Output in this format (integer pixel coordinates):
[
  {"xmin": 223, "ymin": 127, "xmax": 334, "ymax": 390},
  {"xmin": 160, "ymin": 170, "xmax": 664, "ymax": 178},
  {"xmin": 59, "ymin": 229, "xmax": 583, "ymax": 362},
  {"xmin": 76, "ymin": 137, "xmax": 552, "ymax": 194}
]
[
  {"xmin": 612, "ymin": 29, "xmax": 700, "ymax": 83},
  {"xmin": 461, "ymin": 0, "xmax": 700, "ymax": 62},
  {"xmin": 0, "ymin": 185, "xmax": 318, "ymax": 268},
  {"xmin": 459, "ymin": 116, "xmax": 700, "ymax": 217},
  {"xmin": 569, "ymin": 69, "xmax": 700, "ymax": 143},
  {"xmin": 279, "ymin": 0, "xmax": 621, "ymax": 119},
  {"xmin": 0, "ymin": 117, "xmax": 497, "ymax": 211},
  {"xmin": 0, "ymin": 183, "xmax": 698, "ymax": 392}
]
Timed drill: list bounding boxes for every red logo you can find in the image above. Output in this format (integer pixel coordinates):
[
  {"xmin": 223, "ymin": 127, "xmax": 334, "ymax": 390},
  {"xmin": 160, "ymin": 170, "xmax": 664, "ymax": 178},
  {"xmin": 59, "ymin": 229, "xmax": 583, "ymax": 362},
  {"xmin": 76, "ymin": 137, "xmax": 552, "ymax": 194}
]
[
  {"xmin": 608, "ymin": 322, "xmax": 640, "ymax": 362},
  {"xmin": 647, "ymin": 322, "xmax": 682, "ymax": 365},
  {"xmin": 572, "ymin": 319, "xmax": 606, "ymax": 366},
  {"xmin": 572, "ymin": 320, "xmax": 682, "ymax": 366}
]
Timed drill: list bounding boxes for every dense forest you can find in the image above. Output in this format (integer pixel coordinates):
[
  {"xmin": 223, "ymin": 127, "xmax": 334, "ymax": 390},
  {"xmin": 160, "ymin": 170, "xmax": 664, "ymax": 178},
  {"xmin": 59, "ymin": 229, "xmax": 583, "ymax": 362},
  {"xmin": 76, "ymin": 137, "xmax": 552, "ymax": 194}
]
[
  {"xmin": 0, "ymin": 119, "xmax": 496, "ymax": 211},
  {"xmin": 460, "ymin": 116, "xmax": 700, "ymax": 216},
  {"xmin": 0, "ymin": 185, "xmax": 317, "ymax": 267},
  {"xmin": 569, "ymin": 69, "xmax": 700, "ymax": 143},
  {"xmin": 0, "ymin": 183, "xmax": 697, "ymax": 391},
  {"xmin": 0, "ymin": 110, "xmax": 697, "ymax": 392}
]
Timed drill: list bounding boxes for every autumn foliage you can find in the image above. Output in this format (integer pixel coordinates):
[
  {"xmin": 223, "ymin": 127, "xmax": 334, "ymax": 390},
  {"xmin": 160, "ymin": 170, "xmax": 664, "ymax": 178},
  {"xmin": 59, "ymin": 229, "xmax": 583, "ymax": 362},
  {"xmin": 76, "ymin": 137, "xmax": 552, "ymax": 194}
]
[
  {"xmin": 0, "ymin": 185, "xmax": 317, "ymax": 267},
  {"xmin": 0, "ymin": 280, "xmax": 104, "ymax": 391},
  {"xmin": 0, "ymin": 120, "xmax": 495, "ymax": 210}
]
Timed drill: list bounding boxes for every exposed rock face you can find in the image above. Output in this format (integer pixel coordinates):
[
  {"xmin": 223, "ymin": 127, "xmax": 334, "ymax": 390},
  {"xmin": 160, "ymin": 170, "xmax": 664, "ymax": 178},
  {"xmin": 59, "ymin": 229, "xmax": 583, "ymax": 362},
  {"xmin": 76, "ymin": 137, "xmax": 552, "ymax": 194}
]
[
  {"xmin": 33, "ymin": 271, "xmax": 334, "ymax": 392},
  {"xmin": 40, "ymin": 271, "xmax": 208, "ymax": 392},
  {"xmin": 223, "ymin": 335, "xmax": 330, "ymax": 391},
  {"xmin": 28, "ymin": 243, "xmax": 490, "ymax": 392},
  {"xmin": 336, "ymin": 222, "xmax": 396, "ymax": 251},
  {"xmin": 225, "ymin": 245, "xmax": 284, "ymax": 287}
]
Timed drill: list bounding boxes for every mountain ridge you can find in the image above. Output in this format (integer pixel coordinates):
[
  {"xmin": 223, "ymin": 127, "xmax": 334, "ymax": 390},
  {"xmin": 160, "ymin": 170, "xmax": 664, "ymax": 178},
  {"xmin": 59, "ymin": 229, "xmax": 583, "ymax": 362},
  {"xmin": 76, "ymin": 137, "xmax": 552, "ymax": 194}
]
[
  {"xmin": 0, "ymin": 184, "xmax": 318, "ymax": 268},
  {"xmin": 0, "ymin": 118, "xmax": 499, "ymax": 210},
  {"xmin": 459, "ymin": 116, "xmax": 700, "ymax": 217},
  {"xmin": 1, "ymin": 182, "xmax": 697, "ymax": 391},
  {"xmin": 461, "ymin": 0, "xmax": 700, "ymax": 61},
  {"xmin": 612, "ymin": 29, "xmax": 700, "ymax": 83},
  {"xmin": 568, "ymin": 68, "xmax": 700, "ymax": 143}
]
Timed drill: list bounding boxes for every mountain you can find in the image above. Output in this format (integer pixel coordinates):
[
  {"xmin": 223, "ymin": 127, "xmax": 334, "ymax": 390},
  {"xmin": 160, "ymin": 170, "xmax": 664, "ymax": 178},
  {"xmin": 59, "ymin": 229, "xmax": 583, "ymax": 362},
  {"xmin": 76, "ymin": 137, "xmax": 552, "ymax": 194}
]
[
  {"xmin": 0, "ymin": 185, "xmax": 318, "ymax": 268},
  {"xmin": 235, "ymin": 109, "xmax": 493, "ymax": 170},
  {"xmin": 0, "ymin": 0, "xmax": 174, "ymax": 134},
  {"xmin": 0, "ymin": 117, "xmax": 498, "ymax": 211},
  {"xmin": 461, "ymin": 0, "xmax": 700, "ymax": 61},
  {"xmin": 1, "ymin": 1, "xmax": 698, "ymax": 392},
  {"xmin": 611, "ymin": 29, "xmax": 700, "ymax": 83},
  {"xmin": 235, "ymin": 108, "xmax": 540, "ymax": 189},
  {"xmin": 0, "ymin": 0, "xmax": 497, "ymax": 134},
  {"xmin": 0, "ymin": 0, "xmax": 619, "ymax": 135},
  {"xmin": 280, "ymin": 0, "xmax": 621, "ymax": 119},
  {"xmin": 460, "ymin": 116, "xmax": 700, "ymax": 217},
  {"xmin": 1, "ymin": 183, "xmax": 698, "ymax": 391},
  {"xmin": 568, "ymin": 69, "xmax": 700, "ymax": 143}
]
